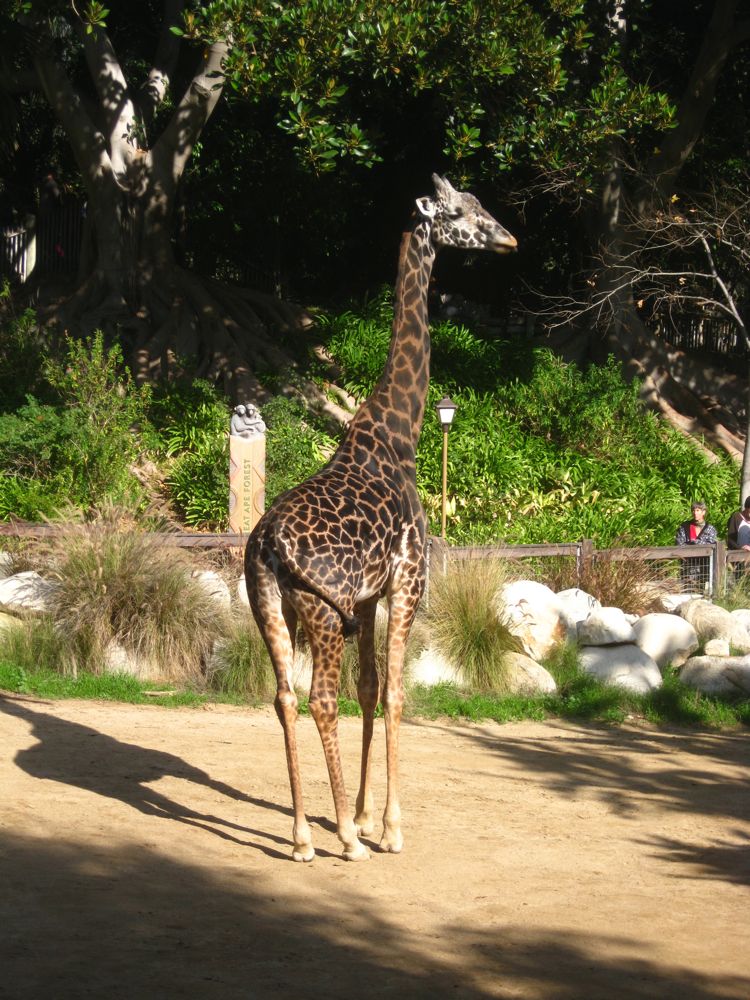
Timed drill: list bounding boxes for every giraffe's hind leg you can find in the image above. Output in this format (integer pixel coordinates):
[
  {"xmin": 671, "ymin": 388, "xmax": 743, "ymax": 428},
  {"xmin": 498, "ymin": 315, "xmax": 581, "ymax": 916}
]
[
  {"xmin": 247, "ymin": 570, "xmax": 315, "ymax": 862},
  {"xmin": 353, "ymin": 597, "xmax": 380, "ymax": 838},
  {"xmin": 299, "ymin": 594, "xmax": 369, "ymax": 862}
]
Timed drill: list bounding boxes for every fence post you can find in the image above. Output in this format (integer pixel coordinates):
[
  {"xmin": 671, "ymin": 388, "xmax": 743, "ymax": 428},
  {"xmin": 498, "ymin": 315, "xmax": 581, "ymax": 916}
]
[
  {"xmin": 578, "ymin": 538, "xmax": 594, "ymax": 587},
  {"xmin": 714, "ymin": 540, "xmax": 726, "ymax": 597}
]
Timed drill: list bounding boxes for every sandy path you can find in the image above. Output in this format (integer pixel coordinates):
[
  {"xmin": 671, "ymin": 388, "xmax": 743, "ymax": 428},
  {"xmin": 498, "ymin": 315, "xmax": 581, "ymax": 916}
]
[{"xmin": 0, "ymin": 693, "xmax": 748, "ymax": 999}]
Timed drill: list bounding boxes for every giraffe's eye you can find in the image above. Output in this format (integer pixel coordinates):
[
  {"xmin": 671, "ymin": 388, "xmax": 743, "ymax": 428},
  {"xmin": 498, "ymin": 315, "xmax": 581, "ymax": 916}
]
[{"xmin": 448, "ymin": 208, "xmax": 463, "ymax": 220}]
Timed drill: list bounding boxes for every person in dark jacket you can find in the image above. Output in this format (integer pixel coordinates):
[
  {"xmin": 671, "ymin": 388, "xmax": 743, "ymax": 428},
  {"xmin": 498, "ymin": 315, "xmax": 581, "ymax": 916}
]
[
  {"xmin": 676, "ymin": 501, "xmax": 717, "ymax": 592},
  {"xmin": 726, "ymin": 497, "xmax": 750, "ymax": 551}
]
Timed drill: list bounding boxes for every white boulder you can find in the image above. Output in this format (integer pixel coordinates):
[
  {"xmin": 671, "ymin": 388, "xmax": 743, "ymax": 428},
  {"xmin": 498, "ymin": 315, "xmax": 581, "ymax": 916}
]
[
  {"xmin": 579, "ymin": 644, "xmax": 663, "ymax": 693},
  {"xmin": 632, "ymin": 613, "xmax": 699, "ymax": 668},
  {"xmin": 0, "ymin": 550, "xmax": 14, "ymax": 578},
  {"xmin": 236, "ymin": 576, "xmax": 250, "ymax": 607},
  {"xmin": 0, "ymin": 610, "xmax": 21, "ymax": 633},
  {"xmin": 555, "ymin": 588, "xmax": 601, "ymax": 628},
  {"xmin": 577, "ymin": 607, "xmax": 636, "ymax": 645},
  {"xmin": 678, "ymin": 599, "xmax": 750, "ymax": 654},
  {"xmin": 729, "ymin": 608, "xmax": 750, "ymax": 635},
  {"xmin": 103, "ymin": 640, "xmax": 162, "ymax": 681},
  {"xmin": 409, "ymin": 647, "xmax": 461, "ymax": 686},
  {"xmin": 703, "ymin": 637, "xmax": 731, "ymax": 657},
  {"xmin": 497, "ymin": 580, "xmax": 571, "ymax": 660},
  {"xmin": 660, "ymin": 593, "xmax": 697, "ymax": 612},
  {"xmin": 680, "ymin": 655, "xmax": 750, "ymax": 696},
  {"xmin": 498, "ymin": 651, "xmax": 557, "ymax": 695},
  {"xmin": 0, "ymin": 571, "xmax": 57, "ymax": 612},
  {"xmin": 192, "ymin": 570, "xmax": 231, "ymax": 609}
]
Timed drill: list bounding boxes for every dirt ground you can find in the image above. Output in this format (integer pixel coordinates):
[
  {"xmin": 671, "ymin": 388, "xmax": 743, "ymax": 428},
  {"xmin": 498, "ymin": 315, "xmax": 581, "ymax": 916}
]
[{"xmin": 0, "ymin": 694, "xmax": 748, "ymax": 1000}]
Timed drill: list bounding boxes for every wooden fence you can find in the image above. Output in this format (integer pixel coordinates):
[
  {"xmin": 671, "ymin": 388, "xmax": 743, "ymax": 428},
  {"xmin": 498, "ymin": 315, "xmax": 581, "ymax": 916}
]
[
  {"xmin": 4, "ymin": 522, "xmax": 750, "ymax": 597},
  {"xmin": 426, "ymin": 538, "xmax": 750, "ymax": 598}
]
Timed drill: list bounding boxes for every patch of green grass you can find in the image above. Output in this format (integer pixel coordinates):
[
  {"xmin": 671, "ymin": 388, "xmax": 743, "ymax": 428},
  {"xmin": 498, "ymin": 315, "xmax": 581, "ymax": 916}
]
[
  {"xmin": 0, "ymin": 660, "xmax": 209, "ymax": 705},
  {"xmin": 2, "ymin": 653, "xmax": 748, "ymax": 729},
  {"xmin": 407, "ymin": 682, "xmax": 547, "ymax": 722}
]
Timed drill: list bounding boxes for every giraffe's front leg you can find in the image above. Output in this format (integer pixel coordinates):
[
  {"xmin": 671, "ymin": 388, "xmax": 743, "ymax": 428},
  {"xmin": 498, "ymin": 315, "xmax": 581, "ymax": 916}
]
[{"xmin": 380, "ymin": 588, "xmax": 419, "ymax": 854}]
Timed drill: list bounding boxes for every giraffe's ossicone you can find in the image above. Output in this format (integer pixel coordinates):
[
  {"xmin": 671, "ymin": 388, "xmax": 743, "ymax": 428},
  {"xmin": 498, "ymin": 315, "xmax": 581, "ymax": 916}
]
[{"xmin": 245, "ymin": 174, "xmax": 517, "ymax": 863}]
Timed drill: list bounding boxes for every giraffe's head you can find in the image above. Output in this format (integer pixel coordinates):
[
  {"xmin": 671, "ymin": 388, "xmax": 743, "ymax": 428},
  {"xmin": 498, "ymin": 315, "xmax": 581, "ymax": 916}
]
[{"xmin": 416, "ymin": 174, "xmax": 517, "ymax": 254}]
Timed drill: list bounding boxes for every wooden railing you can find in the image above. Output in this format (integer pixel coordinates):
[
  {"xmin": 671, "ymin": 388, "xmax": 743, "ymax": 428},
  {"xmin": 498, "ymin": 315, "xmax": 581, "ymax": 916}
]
[{"xmin": 3, "ymin": 521, "xmax": 750, "ymax": 596}]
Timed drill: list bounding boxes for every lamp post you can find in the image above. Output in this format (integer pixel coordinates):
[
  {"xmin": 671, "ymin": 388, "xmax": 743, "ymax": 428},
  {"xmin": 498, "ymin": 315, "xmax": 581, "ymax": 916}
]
[{"xmin": 435, "ymin": 396, "xmax": 458, "ymax": 539}]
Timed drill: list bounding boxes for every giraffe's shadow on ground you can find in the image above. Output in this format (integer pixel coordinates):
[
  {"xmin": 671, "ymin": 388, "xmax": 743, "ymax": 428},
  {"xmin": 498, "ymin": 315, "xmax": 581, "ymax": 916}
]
[{"xmin": 0, "ymin": 694, "xmax": 339, "ymax": 860}]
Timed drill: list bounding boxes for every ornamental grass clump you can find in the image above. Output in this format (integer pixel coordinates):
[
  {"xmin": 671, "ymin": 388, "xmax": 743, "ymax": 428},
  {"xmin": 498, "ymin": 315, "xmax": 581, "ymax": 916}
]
[
  {"xmin": 425, "ymin": 558, "xmax": 522, "ymax": 692},
  {"xmin": 207, "ymin": 608, "xmax": 275, "ymax": 701},
  {"xmin": 37, "ymin": 513, "xmax": 228, "ymax": 681}
]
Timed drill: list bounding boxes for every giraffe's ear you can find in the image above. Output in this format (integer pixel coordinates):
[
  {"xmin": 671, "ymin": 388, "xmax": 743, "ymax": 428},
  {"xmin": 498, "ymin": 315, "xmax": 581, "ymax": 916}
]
[{"xmin": 416, "ymin": 196, "xmax": 436, "ymax": 219}]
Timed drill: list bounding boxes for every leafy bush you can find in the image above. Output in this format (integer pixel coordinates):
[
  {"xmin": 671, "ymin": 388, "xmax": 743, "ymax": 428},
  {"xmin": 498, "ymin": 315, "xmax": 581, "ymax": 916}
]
[
  {"xmin": 321, "ymin": 302, "xmax": 738, "ymax": 546},
  {"xmin": 150, "ymin": 378, "xmax": 230, "ymax": 529},
  {"xmin": 0, "ymin": 331, "xmax": 150, "ymax": 518},
  {"xmin": 261, "ymin": 395, "xmax": 336, "ymax": 504},
  {"xmin": 0, "ymin": 284, "xmax": 48, "ymax": 411}
]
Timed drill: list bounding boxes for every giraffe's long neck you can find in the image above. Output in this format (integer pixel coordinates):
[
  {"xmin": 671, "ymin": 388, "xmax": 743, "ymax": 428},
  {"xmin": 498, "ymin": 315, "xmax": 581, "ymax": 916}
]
[{"xmin": 366, "ymin": 216, "xmax": 435, "ymax": 462}]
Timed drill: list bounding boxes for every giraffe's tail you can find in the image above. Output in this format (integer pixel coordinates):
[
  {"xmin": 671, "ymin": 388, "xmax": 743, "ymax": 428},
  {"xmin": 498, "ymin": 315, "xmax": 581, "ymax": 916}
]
[{"xmin": 273, "ymin": 525, "xmax": 360, "ymax": 638}]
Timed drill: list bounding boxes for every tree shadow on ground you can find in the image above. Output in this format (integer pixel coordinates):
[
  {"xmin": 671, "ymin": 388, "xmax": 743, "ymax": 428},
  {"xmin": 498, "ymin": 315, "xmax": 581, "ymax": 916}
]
[
  {"xmin": 0, "ymin": 694, "xmax": 338, "ymax": 860},
  {"xmin": 0, "ymin": 832, "xmax": 747, "ymax": 1000},
  {"xmin": 416, "ymin": 719, "xmax": 750, "ymax": 887}
]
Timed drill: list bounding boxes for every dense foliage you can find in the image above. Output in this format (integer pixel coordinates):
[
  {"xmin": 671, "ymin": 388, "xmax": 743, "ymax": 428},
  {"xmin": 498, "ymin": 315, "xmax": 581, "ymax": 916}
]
[
  {"xmin": 320, "ymin": 293, "xmax": 738, "ymax": 545},
  {"xmin": 0, "ymin": 294, "xmax": 740, "ymax": 540}
]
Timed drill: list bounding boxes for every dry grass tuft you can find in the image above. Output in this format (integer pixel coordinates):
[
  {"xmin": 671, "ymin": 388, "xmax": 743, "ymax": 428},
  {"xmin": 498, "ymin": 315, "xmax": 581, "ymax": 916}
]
[
  {"xmin": 33, "ymin": 510, "xmax": 229, "ymax": 681},
  {"xmin": 425, "ymin": 558, "xmax": 522, "ymax": 692},
  {"xmin": 543, "ymin": 549, "xmax": 672, "ymax": 616}
]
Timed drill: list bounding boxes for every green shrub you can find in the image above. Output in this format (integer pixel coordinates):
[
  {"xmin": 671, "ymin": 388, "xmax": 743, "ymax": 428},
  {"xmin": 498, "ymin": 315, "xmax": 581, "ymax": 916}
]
[
  {"xmin": 0, "ymin": 284, "xmax": 47, "ymax": 411},
  {"xmin": 166, "ymin": 440, "xmax": 229, "ymax": 530},
  {"xmin": 149, "ymin": 379, "xmax": 230, "ymax": 529},
  {"xmin": 321, "ymin": 301, "xmax": 738, "ymax": 547},
  {"xmin": 261, "ymin": 395, "xmax": 336, "ymax": 504},
  {"xmin": 0, "ymin": 332, "xmax": 150, "ymax": 519},
  {"xmin": 150, "ymin": 378, "xmax": 229, "ymax": 457}
]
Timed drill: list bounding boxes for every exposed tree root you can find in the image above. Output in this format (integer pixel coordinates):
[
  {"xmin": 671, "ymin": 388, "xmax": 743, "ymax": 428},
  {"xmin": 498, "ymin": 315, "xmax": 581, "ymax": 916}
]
[{"xmin": 34, "ymin": 266, "xmax": 354, "ymax": 433}]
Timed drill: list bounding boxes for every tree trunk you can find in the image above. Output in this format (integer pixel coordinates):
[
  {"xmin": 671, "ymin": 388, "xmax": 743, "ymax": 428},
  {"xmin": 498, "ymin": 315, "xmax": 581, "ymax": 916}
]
[{"xmin": 18, "ymin": 5, "xmax": 344, "ymax": 423}]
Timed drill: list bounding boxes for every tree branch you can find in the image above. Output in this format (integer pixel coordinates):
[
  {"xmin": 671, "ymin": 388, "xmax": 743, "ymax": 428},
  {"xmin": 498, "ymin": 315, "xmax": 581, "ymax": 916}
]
[
  {"xmin": 140, "ymin": 0, "xmax": 185, "ymax": 129},
  {"xmin": 20, "ymin": 17, "xmax": 109, "ymax": 191},
  {"xmin": 152, "ymin": 38, "xmax": 230, "ymax": 186},
  {"xmin": 76, "ymin": 21, "xmax": 139, "ymax": 180}
]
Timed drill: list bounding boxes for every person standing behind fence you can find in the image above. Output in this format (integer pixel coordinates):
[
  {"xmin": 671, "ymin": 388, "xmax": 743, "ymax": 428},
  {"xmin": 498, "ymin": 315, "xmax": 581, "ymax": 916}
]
[
  {"xmin": 727, "ymin": 497, "xmax": 750, "ymax": 551},
  {"xmin": 726, "ymin": 497, "xmax": 750, "ymax": 579},
  {"xmin": 676, "ymin": 500, "xmax": 717, "ymax": 592}
]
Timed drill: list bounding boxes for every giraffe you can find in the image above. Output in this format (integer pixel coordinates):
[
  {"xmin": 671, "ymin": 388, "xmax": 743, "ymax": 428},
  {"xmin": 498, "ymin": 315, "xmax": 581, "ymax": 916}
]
[{"xmin": 245, "ymin": 174, "xmax": 517, "ymax": 862}]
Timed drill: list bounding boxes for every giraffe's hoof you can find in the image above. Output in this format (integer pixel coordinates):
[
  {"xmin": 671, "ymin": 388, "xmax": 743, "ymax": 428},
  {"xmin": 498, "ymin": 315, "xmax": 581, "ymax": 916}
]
[
  {"xmin": 292, "ymin": 844, "xmax": 315, "ymax": 863},
  {"xmin": 379, "ymin": 830, "xmax": 404, "ymax": 854},
  {"xmin": 343, "ymin": 841, "xmax": 370, "ymax": 862}
]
